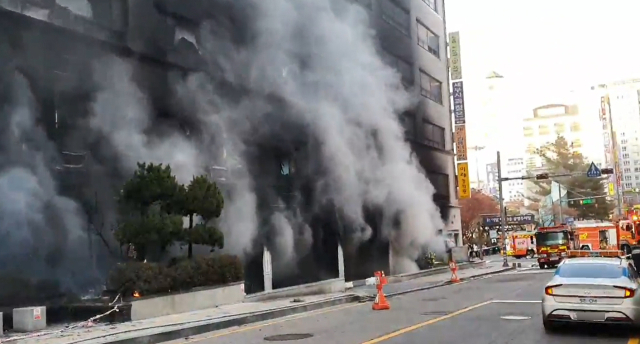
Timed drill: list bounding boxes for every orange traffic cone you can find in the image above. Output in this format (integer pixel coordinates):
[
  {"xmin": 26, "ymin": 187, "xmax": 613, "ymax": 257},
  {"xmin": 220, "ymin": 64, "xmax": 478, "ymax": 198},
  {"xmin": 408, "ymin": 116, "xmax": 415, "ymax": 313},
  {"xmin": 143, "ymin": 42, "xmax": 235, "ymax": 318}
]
[
  {"xmin": 372, "ymin": 271, "xmax": 390, "ymax": 310},
  {"xmin": 449, "ymin": 261, "xmax": 460, "ymax": 283}
]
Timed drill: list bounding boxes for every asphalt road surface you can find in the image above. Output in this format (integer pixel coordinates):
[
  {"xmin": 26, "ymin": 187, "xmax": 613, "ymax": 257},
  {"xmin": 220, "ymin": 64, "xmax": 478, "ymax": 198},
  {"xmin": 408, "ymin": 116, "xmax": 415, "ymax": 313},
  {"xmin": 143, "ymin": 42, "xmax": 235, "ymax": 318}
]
[{"xmin": 161, "ymin": 269, "xmax": 640, "ymax": 344}]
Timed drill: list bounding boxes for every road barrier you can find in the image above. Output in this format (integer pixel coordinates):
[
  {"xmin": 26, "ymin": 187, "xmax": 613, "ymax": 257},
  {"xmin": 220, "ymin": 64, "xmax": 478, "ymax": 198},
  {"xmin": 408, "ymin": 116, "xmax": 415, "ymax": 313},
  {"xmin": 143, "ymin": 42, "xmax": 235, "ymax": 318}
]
[
  {"xmin": 449, "ymin": 261, "xmax": 460, "ymax": 283},
  {"xmin": 370, "ymin": 271, "xmax": 390, "ymax": 310}
]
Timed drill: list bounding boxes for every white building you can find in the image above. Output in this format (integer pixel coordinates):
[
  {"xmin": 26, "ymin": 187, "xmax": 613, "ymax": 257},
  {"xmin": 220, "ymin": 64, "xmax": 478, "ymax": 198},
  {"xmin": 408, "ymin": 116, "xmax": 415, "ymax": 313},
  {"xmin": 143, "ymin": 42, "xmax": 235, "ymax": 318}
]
[
  {"xmin": 591, "ymin": 79, "xmax": 640, "ymax": 193},
  {"xmin": 503, "ymin": 157, "xmax": 525, "ymax": 202},
  {"xmin": 522, "ymin": 103, "xmax": 605, "ymax": 203},
  {"xmin": 467, "ymin": 72, "xmax": 524, "ymax": 190}
]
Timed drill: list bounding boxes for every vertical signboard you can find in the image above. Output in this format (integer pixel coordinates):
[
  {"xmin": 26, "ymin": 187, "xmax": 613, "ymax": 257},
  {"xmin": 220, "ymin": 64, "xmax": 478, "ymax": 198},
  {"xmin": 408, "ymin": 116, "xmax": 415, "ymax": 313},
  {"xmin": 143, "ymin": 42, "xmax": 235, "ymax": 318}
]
[
  {"xmin": 448, "ymin": 32, "xmax": 463, "ymax": 81},
  {"xmin": 457, "ymin": 162, "xmax": 470, "ymax": 199},
  {"xmin": 450, "ymin": 33, "xmax": 468, "ymax": 199},
  {"xmin": 452, "ymin": 81, "xmax": 465, "ymax": 125},
  {"xmin": 454, "ymin": 125, "xmax": 467, "ymax": 161}
]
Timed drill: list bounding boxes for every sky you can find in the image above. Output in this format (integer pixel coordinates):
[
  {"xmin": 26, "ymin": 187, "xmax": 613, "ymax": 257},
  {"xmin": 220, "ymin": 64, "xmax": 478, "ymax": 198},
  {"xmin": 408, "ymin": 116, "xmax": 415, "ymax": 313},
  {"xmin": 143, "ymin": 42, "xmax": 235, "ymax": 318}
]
[{"xmin": 446, "ymin": 0, "xmax": 640, "ymax": 101}]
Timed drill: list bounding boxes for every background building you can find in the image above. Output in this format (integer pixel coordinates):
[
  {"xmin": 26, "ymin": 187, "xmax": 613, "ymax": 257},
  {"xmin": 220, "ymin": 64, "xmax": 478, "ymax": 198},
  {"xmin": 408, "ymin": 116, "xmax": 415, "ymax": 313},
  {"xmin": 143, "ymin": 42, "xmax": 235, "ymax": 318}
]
[{"xmin": 503, "ymin": 157, "xmax": 525, "ymax": 202}]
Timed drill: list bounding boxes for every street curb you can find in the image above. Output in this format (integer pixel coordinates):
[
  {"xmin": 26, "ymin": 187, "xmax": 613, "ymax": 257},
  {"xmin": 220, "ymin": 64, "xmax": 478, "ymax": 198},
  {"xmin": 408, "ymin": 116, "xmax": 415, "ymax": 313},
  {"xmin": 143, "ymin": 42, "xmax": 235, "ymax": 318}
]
[
  {"xmin": 93, "ymin": 294, "xmax": 362, "ymax": 344},
  {"xmin": 385, "ymin": 266, "xmax": 517, "ymax": 298},
  {"xmin": 349, "ymin": 261, "xmax": 480, "ymax": 288}
]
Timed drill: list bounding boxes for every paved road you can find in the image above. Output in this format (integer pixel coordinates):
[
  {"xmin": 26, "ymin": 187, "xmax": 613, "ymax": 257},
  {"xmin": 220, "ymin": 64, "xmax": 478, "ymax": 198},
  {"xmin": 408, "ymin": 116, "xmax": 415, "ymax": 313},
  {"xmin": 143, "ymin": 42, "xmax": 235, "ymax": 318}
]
[{"xmin": 160, "ymin": 269, "xmax": 639, "ymax": 344}]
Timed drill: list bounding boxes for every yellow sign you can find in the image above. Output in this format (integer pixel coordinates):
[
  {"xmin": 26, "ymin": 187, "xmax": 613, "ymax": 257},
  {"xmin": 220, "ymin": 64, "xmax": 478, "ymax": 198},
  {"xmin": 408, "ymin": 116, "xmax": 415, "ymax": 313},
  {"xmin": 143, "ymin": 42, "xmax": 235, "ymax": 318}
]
[
  {"xmin": 454, "ymin": 125, "xmax": 467, "ymax": 161},
  {"xmin": 609, "ymin": 183, "xmax": 615, "ymax": 195},
  {"xmin": 579, "ymin": 233, "xmax": 588, "ymax": 240},
  {"xmin": 457, "ymin": 162, "xmax": 470, "ymax": 199},
  {"xmin": 448, "ymin": 32, "xmax": 463, "ymax": 80}
]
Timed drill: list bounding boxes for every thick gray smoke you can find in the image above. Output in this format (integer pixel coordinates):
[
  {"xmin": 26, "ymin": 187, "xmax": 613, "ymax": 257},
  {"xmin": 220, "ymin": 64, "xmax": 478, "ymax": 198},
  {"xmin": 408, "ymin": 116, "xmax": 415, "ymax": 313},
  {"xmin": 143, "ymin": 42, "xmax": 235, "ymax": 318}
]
[
  {"xmin": 0, "ymin": 72, "xmax": 97, "ymax": 291},
  {"xmin": 183, "ymin": 0, "xmax": 446, "ymax": 273},
  {"xmin": 89, "ymin": 58, "xmax": 201, "ymax": 183},
  {"xmin": 85, "ymin": 0, "xmax": 447, "ymax": 274}
]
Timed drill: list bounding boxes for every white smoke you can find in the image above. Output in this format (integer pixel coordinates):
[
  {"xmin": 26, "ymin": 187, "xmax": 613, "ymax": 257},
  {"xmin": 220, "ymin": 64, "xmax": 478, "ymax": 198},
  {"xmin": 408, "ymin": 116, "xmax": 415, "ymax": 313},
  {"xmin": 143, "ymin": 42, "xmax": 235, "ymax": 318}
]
[
  {"xmin": 0, "ymin": 71, "xmax": 96, "ymax": 290},
  {"xmin": 89, "ymin": 57, "xmax": 201, "ymax": 183},
  {"xmin": 186, "ymin": 0, "xmax": 446, "ymax": 272}
]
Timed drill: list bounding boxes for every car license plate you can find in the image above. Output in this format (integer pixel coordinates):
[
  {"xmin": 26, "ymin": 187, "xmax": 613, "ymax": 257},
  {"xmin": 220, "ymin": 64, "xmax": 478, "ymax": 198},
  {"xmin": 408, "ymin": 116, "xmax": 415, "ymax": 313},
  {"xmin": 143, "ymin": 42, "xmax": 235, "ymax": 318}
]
[
  {"xmin": 579, "ymin": 298, "xmax": 598, "ymax": 304},
  {"xmin": 575, "ymin": 311, "xmax": 605, "ymax": 321}
]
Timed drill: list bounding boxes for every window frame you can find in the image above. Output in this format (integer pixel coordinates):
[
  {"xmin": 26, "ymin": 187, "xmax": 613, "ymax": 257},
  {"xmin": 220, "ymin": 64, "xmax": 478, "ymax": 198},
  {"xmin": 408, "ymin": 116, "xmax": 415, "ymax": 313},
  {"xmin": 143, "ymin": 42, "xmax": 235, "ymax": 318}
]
[
  {"xmin": 422, "ymin": 119, "xmax": 445, "ymax": 149},
  {"xmin": 416, "ymin": 19, "xmax": 440, "ymax": 58},
  {"xmin": 380, "ymin": 0, "xmax": 411, "ymax": 36},
  {"xmin": 422, "ymin": 0, "xmax": 437, "ymax": 13},
  {"xmin": 380, "ymin": 49, "xmax": 414, "ymax": 86},
  {"xmin": 419, "ymin": 70, "xmax": 443, "ymax": 104}
]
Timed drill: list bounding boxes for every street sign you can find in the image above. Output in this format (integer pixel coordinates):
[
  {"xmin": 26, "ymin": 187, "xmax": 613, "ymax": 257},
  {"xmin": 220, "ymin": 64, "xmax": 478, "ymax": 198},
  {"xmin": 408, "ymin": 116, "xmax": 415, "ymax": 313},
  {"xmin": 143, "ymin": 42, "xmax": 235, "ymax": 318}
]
[
  {"xmin": 587, "ymin": 162, "xmax": 601, "ymax": 178},
  {"xmin": 581, "ymin": 198, "xmax": 595, "ymax": 205}
]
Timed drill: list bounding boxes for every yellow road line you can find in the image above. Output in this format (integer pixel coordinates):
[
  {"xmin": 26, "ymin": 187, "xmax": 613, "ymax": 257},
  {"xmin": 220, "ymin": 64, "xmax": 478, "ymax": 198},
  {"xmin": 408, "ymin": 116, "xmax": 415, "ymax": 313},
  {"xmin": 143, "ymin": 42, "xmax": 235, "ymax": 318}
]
[
  {"xmin": 177, "ymin": 302, "xmax": 364, "ymax": 343},
  {"xmin": 629, "ymin": 338, "xmax": 639, "ymax": 344},
  {"xmin": 360, "ymin": 301, "xmax": 492, "ymax": 344}
]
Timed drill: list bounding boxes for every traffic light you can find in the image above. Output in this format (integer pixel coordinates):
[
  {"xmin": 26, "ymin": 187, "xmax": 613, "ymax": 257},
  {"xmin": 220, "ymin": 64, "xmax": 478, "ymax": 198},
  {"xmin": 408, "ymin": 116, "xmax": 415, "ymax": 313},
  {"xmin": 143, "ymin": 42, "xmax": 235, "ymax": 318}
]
[
  {"xmin": 601, "ymin": 167, "xmax": 614, "ymax": 175},
  {"xmin": 535, "ymin": 173, "xmax": 549, "ymax": 180}
]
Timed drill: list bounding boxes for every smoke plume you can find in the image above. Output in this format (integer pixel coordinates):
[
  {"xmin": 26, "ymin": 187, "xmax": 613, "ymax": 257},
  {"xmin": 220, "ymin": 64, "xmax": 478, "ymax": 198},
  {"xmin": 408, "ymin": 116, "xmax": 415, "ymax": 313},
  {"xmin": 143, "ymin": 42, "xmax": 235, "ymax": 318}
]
[
  {"xmin": 176, "ymin": 0, "xmax": 447, "ymax": 273},
  {"xmin": 0, "ymin": 71, "xmax": 98, "ymax": 292}
]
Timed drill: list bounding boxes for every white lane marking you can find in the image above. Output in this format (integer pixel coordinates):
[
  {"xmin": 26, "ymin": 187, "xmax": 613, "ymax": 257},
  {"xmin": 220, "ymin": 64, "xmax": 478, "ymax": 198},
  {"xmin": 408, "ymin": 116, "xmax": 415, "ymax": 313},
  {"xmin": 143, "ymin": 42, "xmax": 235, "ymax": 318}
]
[{"xmin": 491, "ymin": 300, "xmax": 542, "ymax": 303}]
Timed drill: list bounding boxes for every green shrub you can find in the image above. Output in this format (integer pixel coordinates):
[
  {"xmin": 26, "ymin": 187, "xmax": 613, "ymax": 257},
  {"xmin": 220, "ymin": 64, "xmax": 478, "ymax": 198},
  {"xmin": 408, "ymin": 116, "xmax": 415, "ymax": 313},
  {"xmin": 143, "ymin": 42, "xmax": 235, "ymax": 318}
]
[{"xmin": 107, "ymin": 255, "xmax": 244, "ymax": 297}]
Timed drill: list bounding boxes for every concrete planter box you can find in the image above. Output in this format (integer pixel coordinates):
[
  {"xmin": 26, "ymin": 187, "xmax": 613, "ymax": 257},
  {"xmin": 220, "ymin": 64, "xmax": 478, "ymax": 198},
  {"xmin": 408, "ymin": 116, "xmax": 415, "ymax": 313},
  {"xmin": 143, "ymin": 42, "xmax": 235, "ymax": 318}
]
[
  {"xmin": 246, "ymin": 278, "xmax": 346, "ymax": 302},
  {"xmin": 130, "ymin": 281, "xmax": 245, "ymax": 321}
]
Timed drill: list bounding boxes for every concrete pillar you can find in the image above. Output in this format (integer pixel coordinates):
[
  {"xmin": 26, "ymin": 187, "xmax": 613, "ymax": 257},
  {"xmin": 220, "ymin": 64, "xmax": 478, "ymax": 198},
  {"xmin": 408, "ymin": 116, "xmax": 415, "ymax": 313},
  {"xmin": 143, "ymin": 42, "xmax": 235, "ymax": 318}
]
[
  {"xmin": 263, "ymin": 246, "xmax": 273, "ymax": 292},
  {"xmin": 13, "ymin": 307, "xmax": 46, "ymax": 332},
  {"xmin": 0, "ymin": 312, "xmax": 3, "ymax": 336},
  {"xmin": 338, "ymin": 243, "xmax": 345, "ymax": 279}
]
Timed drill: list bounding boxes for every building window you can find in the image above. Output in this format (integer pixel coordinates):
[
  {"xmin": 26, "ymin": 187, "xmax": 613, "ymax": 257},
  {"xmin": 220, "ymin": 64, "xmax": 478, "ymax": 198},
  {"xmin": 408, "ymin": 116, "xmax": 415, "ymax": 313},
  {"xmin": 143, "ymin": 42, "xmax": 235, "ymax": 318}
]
[
  {"xmin": 400, "ymin": 111, "xmax": 415, "ymax": 139},
  {"xmin": 419, "ymin": 71, "xmax": 442, "ymax": 104},
  {"xmin": 636, "ymin": 175, "xmax": 640, "ymax": 180},
  {"xmin": 416, "ymin": 20, "xmax": 439, "ymax": 57},
  {"xmin": 422, "ymin": 0, "xmax": 437, "ymax": 13},
  {"xmin": 523, "ymin": 126, "xmax": 534, "ymax": 137},
  {"xmin": 626, "ymin": 175, "xmax": 632, "ymax": 181},
  {"xmin": 622, "ymin": 139, "xmax": 629, "ymax": 144},
  {"xmin": 571, "ymin": 139, "xmax": 582, "ymax": 149},
  {"xmin": 570, "ymin": 122, "xmax": 581, "ymax": 132},
  {"xmin": 624, "ymin": 160, "xmax": 631, "ymax": 166},
  {"xmin": 554, "ymin": 123, "xmax": 566, "ymax": 134},
  {"xmin": 635, "ymin": 167, "xmax": 640, "ymax": 172},
  {"xmin": 381, "ymin": 0, "xmax": 410, "ymax": 36},
  {"xmin": 422, "ymin": 120, "xmax": 445, "ymax": 149},
  {"xmin": 624, "ymin": 153, "xmax": 630, "ymax": 159},
  {"xmin": 427, "ymin": 171, "xmax": 449, "ymax": 197},
  {"xmin": 380, "ymin": 49, "xmax": 414, "ymax": 85},
  {"xmin": 538, "ymin": 125, "xmax": 550, "ymax": 135},
  {"xmin": 626, "ymin": 183, "xmax": 633, "ymax": 188},
  {"xmin": 622, "ymin": 146, "xmax": 628, "ymax": 152},
  {"xmin": 526, "ymin": 144, "xmax": 535, "ymax": 154},
  {"xmin": 625, "ymin": 168, "xmax": 632, "ymax": 173}
]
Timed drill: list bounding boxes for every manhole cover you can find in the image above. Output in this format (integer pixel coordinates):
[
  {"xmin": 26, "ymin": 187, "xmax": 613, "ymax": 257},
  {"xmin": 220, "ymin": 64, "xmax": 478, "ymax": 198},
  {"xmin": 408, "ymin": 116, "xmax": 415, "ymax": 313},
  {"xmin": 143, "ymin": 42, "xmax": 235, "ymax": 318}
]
[
  {"xmin": 421, "ymin": 311, "xmax": 449, "ymax": 315},
  {"xmin": 501, "ymin": 315, "xmax": 531, "ymax": 320},
  {"xmin": 264, "ymin": 334, "xmax": 314, "ymax": 341}
]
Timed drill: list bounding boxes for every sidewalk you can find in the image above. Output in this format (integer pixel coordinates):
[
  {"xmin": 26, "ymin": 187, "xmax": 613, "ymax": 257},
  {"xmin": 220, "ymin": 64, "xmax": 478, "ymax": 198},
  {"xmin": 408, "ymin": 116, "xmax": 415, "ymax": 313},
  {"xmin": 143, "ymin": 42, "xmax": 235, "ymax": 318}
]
[
  {"xmin": 2, "ymin": 261, "xmax": 513, "ymax": 344},
  {"xmin": 351, "ymin": 260, "xmax": 512, "ymax": 297}
]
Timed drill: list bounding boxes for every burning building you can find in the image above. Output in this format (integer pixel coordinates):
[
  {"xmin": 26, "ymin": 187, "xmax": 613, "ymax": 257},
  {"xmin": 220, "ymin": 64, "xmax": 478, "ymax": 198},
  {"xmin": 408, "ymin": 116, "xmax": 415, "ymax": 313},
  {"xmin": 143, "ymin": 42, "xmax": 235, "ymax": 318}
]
[{"xmin": 0, "ymin": 0, "xmax": 461, "ymax": 298}]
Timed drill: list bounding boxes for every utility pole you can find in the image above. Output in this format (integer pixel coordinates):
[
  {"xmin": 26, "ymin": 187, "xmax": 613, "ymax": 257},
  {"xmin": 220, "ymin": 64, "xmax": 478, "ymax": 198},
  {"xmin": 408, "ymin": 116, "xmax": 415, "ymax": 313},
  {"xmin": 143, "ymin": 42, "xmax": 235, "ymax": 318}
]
[
  {"xmin": 496, "ymin": 151, "xmax": 509, "ymax": 268},
  {"xmin": 557, "ymin": 182, "xmax": 563, "ymax": 225}
]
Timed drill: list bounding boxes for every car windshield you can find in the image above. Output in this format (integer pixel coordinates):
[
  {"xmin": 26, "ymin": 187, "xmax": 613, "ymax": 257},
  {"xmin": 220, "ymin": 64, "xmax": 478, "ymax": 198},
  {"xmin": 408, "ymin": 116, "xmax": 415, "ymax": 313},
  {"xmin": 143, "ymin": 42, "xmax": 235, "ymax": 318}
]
[
  {"xmin": 556, "ymin": 263, "xmax": 628, "ymax": 279},
  {"xmin": 536, "ymin": 232, "xmax": 568, "ymax": 246}
]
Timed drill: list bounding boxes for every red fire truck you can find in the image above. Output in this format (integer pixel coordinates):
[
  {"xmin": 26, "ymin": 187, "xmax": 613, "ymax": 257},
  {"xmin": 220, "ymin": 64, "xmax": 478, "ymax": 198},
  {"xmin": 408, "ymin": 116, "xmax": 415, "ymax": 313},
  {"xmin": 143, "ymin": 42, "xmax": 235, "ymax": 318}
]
[{"xmin": 535, "ymin": 225, "xmax": 576, "ymax": 269}]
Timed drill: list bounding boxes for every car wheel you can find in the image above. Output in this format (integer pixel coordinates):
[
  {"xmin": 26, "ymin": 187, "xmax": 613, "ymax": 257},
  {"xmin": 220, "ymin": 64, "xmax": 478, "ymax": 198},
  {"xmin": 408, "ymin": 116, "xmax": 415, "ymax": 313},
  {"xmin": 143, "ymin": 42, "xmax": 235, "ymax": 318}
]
[
  {"xmin": 543, "ymin": 319, "xmax": 558, "ymax": 332},
  {"xmin": 539, "ymin": 263, "xmax": 546, "ymax": 269},
  {"xmin": 527, "ymin": 250, "xmax": 535, "ymax": 259}
]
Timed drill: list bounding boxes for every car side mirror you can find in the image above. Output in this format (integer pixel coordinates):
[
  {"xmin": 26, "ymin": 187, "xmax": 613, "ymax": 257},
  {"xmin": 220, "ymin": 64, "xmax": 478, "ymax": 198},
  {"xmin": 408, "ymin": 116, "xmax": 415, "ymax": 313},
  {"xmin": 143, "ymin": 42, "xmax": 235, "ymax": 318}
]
[{"xmin": 631, "ymin": 249, "xmax": 640, "ymax": 274}]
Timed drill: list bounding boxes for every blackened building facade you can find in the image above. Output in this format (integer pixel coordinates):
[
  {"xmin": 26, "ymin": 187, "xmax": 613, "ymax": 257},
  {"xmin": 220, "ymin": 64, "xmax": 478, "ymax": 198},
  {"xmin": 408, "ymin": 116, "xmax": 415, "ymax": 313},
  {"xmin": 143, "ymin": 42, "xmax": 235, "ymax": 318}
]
[
  {"xmin": 0, "ymin": 0, "xmax": 461, "ymax": 292},
  {"xmin": 355, "ymin": 0, "xmax": 462, "ymax": 244}
]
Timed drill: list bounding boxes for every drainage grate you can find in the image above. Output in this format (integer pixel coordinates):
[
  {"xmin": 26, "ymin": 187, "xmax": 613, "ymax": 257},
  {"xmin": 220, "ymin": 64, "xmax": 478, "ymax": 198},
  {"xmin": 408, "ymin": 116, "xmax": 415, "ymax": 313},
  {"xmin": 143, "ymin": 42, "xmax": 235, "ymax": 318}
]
[
  {"xmin": 264, "ymin": 334, "xmax": 315, "ymax": 341},
  {"xmin": 421, "ymin": 311, "xmax": 450, "ymax": 316}
]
